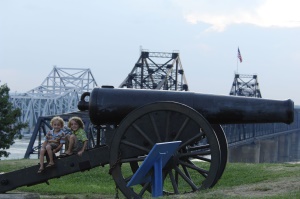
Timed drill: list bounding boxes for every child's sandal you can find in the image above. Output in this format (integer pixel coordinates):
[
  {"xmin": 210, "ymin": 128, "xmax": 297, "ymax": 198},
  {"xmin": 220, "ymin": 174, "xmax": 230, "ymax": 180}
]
[{"xmin": 46, "ymin": 163, "xmax": 55, "ymax": 168}]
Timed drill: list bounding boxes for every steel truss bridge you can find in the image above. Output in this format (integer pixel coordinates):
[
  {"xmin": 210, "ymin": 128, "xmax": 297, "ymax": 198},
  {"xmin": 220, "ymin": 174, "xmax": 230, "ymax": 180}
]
[
  {"xmin": 7, "ymin": 50, "xmax": 300, "ymax": 159},
  {"xmin": 119, "ymin": 50, "xmax": 188, "ymax": 91},
  {"xmin": 19, "ymin": 50, "xmax": 191, "ymax": 158},
  {"xmin": 229, "ymin": 73, "xmax": 262, "ymax": 98},
  {"xmin": 10, "ymin": 51, "xmax": 188, "ymax": 133},
  {"xmin": 9, "ymin": 67, "xmax": 98, "ymax": 132}
]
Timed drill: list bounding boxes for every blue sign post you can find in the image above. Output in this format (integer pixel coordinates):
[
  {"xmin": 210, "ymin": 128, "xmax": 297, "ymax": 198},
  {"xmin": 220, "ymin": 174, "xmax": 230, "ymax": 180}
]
[{"xmin": 127, "ymin": 141, "xmax": 182, "ymax": 197}]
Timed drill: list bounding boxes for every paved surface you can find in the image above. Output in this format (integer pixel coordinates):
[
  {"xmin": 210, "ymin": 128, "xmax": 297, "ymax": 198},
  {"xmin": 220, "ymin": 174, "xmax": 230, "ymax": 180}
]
[{"xmin": 0, "ymin": 193, "xmax": 40, "ymax": 199}]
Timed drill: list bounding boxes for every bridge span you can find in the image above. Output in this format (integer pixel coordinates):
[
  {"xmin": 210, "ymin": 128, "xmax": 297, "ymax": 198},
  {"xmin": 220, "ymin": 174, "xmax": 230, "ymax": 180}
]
[{"xmin": 9, "ymin": 53, "xmax": 299, "ymax": 163}]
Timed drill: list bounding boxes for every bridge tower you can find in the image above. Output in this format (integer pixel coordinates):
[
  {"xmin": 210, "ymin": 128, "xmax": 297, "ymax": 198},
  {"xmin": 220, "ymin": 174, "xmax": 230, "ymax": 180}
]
[
  {"xmin": 119, "ymin": 49, "xmax": 189, "ymax": 91},
  {"xmin": 229, "ymin": 73, "xmax": 262, "ymax": 98},
  {"xmin": 10, "ymin": 66, "xmax": 98, "ymax": 132}
]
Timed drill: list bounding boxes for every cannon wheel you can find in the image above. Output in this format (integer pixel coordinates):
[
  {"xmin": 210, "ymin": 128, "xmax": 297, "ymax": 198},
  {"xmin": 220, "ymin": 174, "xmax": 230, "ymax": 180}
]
[
  {"xmin": 211, "ymin": 124, "xmax": 228, "ymax": 187},
  {"xmin": 109, "ymin": 102, "xmax": 222, "ymax": 198}
]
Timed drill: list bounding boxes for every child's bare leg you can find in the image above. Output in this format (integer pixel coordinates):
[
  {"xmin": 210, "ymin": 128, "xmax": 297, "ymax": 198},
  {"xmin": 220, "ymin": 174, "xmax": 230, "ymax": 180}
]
[
  {"xmin": 39, "ymin": 147, "xmax": 46, "ymax": 169},
  {"xmin": 65, "ymin": 135, "xmax": 76, "ymax": 154},
  {"xmin": 46, "ymin": 144, "xmax": 55, "ymax": 165}
]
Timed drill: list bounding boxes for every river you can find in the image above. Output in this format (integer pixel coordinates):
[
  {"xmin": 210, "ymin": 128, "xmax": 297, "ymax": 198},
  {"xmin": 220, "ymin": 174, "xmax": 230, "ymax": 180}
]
[{"xmin": 1, "ymin": 138, "xmax": 38, "ymax": 160}]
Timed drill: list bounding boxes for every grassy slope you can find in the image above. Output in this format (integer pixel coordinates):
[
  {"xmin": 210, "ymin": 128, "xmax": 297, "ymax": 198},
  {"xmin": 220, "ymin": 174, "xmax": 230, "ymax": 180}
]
[{"xmin": 0, "ymin": 159, "xmax": 300, "ymax": 198}]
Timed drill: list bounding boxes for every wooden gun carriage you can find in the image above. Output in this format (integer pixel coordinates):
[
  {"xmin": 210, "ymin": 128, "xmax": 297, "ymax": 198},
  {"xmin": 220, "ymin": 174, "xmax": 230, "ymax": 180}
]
[{"xmin": 0, "ymin": 87, "xmax": 294, "ymax": 198}]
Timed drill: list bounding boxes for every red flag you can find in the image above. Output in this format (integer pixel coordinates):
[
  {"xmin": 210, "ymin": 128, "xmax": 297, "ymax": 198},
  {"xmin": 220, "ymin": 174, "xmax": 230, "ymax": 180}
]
[{"xmin": 237, "ymin": 48, "xmax": 242, "ymax": 63}]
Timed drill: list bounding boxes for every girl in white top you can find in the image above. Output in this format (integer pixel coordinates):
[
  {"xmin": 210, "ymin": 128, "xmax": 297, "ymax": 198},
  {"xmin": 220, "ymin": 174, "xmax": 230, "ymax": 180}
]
[{"xmin": 37, "ymin": 116, "xmax": 66, "ymax": 173}]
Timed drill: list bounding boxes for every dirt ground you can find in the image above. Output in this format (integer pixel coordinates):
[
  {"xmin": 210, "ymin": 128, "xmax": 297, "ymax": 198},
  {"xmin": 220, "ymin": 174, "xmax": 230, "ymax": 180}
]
[{"xmin": 197, "ymin": 176, "xmax": 300, "ymax": 198}]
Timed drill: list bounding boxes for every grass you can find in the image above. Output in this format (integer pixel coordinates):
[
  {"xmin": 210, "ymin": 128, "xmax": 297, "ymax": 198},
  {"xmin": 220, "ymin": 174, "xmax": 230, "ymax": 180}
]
[{"xmin": 1, "ymin": 159, "xmax": 300, "ymax": 198}]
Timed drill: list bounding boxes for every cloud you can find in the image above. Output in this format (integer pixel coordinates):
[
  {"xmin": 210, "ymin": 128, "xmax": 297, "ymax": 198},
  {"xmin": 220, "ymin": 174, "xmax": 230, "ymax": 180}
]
[{"xmin": 179, "ymin": 0, "xmax": 300, "ymax": 32}]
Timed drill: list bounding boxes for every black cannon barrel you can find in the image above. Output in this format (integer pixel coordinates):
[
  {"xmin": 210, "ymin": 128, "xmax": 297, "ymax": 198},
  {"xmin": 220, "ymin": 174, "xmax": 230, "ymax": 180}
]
[{"xmin": 79, "ymin": 87, "xmax": 294, "ymax": 125}]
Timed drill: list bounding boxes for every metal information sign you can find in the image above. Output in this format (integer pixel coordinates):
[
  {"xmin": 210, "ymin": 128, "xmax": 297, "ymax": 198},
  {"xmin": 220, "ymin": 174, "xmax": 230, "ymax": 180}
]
[{"xmin": 127, "ymin": 141, "xmax": 182, "ymax": 197}]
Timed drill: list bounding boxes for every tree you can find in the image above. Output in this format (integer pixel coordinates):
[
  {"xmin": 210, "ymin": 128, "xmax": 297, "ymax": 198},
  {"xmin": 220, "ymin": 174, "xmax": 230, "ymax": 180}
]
[{"xmin": 0, "ymin": 84, "xmax": 27, "ymax": 159}]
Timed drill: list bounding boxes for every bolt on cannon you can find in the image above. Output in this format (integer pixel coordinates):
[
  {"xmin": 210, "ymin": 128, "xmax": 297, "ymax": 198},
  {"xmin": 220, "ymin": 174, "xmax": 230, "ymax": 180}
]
[{"xmin": 0, "ymin": 87, "xmax": 294, "ymax": 198}]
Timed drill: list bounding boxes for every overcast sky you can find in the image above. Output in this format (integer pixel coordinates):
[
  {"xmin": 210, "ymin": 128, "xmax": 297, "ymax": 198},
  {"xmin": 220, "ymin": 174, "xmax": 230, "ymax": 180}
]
[{"xmin": 1, "ymin": 0, "xmax": 300, "ymax": 104}]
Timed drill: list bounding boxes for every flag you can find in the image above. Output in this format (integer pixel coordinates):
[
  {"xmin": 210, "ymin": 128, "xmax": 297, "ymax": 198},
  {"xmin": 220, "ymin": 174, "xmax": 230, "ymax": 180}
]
[{"xmin": 237, "ymin": 48, "xmax": 242, "ymax": 63}]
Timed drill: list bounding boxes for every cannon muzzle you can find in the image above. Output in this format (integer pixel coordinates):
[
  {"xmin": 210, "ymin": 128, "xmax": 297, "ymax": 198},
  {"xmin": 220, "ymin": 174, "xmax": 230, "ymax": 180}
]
[{"xmin": 79, "ymin": 87, "xmax": 294, "ymax": 125}]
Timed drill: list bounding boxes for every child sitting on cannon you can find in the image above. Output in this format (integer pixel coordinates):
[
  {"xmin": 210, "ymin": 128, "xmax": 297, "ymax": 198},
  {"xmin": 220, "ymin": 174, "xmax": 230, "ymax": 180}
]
[
  {"xmin": 60, "ymin": 116, "xmax": 88, "ymax": 157},
  {"xmin": 37, "ymin": 116, "xmax": 66, "ymax": 173}
]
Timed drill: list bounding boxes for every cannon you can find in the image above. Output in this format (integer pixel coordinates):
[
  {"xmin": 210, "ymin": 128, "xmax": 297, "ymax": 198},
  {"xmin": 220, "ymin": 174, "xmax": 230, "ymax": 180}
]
[{"xmin": 0, "ymin": 87, "xmax": 294, "ymax": 198}]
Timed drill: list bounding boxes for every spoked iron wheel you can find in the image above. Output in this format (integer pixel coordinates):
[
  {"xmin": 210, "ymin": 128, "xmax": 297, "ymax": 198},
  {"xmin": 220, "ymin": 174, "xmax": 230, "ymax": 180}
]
[
  {"xmin": 109, "ymin": 102, "xmax": 222, "ymax": 198},
  {"xmin": 211, "ymin": 124, "xmax": 228, "ymax": 187}
]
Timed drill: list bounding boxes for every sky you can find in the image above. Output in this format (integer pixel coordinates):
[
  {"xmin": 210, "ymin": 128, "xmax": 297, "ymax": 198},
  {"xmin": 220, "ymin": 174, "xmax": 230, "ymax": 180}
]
[{"xmin": 1, "ymin": 0, "xmax": 300, "ymax": 104}]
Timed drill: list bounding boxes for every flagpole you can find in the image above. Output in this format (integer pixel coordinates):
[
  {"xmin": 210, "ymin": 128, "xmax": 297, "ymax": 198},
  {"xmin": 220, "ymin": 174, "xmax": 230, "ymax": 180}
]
[
  {"xmin": 237, "ymin": 47, "xmax": 239, "ymax": 74},
  {"xmin": 236, "ymin": 57, "xmax": 239, "ymax": 74}
]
